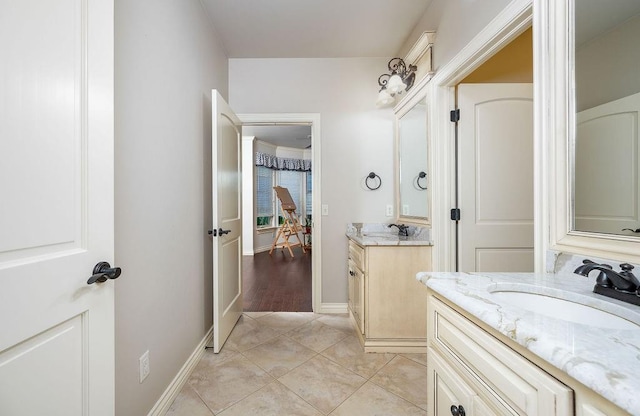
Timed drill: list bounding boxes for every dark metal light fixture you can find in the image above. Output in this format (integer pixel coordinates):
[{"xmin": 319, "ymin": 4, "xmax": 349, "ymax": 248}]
[{"xmin": 376, "ymin": 58, "xmax": 417, "ymax": 106}]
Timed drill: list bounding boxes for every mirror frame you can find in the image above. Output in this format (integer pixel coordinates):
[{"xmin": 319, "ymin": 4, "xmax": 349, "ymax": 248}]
[
  {"xmin": 393, "ymin": 74, "xmax": 433, "ymax": 226},
  {"xmin": 544, "ymin": 0, "xmax": 640, "ymax": 264}
]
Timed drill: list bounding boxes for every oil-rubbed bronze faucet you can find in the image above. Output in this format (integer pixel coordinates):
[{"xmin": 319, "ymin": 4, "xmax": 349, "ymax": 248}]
[
  {"xmin": 574, "ymin": 259, "xmax": 640, "ymax": 306},
  {"xmin": 574, "ymin": 260, "xmax": 639, "ymax": 292},
  {"xmin": 388, "ymin": 223, "xmax": 409, "ymax": 237}
]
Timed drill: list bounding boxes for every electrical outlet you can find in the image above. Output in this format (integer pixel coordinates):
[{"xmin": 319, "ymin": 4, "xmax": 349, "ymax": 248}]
[
  {"xmin": 385, "ymin": 204, "xmax": 393, "ymax": 217},
  {"xmin": 139, "ymin": 350, "xmax": 150, "ymax": 383},
  {"xmin": 321, "ymin": 204, "xmax": 329, "ymax": 216},
  {"xmin": 403, "ymin": 205, "xmax": 410, "ymax": 215}
]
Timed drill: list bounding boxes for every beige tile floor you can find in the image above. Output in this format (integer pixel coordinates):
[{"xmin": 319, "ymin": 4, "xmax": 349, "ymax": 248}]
[{"xmin": 167, "ymin": 312, "xmax": 428, "ymax": 415}]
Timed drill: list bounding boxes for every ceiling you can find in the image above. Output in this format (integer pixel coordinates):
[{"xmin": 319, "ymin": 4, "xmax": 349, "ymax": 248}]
[
  {"xmin": 200, "ymin": 0, "xmax": 432, "ymax": 58},
  {"xmin": 244, "ymin": 125, "xmax": 312, "ymax": 149}
]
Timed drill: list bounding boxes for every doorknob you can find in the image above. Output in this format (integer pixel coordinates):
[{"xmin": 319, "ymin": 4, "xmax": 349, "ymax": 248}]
[
  {"xmin": 87, "ymin": 261, "xmax": 122, "ymax": 285},
  {"xmin": 218, "ymin": 228, "xmax": 231, "ymax": 236}
]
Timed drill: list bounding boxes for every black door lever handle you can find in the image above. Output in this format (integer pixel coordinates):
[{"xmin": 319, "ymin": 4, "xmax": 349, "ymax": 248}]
[
  {"xmin": 218, "ymin": 228, "xmax": 231, "ymax": 236},
  {"xmin": 87, "ymin": 261, "xmax": 122, "ymax": 285}
]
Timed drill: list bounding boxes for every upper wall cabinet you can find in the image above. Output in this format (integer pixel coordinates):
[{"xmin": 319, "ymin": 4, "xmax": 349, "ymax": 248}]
[{"xmin": 543, "ymin": 0, "xmax": 640, "ymax": 263}]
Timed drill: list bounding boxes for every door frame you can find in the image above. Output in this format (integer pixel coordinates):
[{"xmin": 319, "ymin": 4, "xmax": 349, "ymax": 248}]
[
  {"xmin": 428, "ymin": 0, "xmax": 535, "ymax": 272},
  {"xmin": 238, "ymin": 113, "xmax": 322, "ymax": 313}
]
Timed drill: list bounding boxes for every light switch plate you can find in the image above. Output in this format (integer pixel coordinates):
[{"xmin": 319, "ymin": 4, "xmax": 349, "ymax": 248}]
[{"xmin": 321, "ymin": 204, "xmax": 329, "ymax": 216}]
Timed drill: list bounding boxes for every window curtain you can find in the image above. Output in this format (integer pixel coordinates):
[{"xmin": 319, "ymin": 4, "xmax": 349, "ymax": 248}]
[{"xmin": 255, "ymin": 152, "xmax": 311, "ymax": 172}]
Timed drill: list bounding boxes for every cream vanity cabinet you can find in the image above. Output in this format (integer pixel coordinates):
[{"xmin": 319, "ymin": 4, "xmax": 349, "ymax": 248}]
[
  {"xmin": 347, "ymin": 239, "xmax": 431, "ymax": 352},
  {"xmin": 428, "ymin": 292, "xmax": 573, "ymax": 415},
  {"xmin": 427, "ymin": 291, "xmax": 631, "ymax": 416}
]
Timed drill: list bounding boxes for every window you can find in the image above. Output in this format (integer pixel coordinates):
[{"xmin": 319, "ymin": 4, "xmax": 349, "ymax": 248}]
[
  {"xmin": 255, "ymin": 162, "xmax": 312, "ymax": 229},
  {"xmin": 278, "ymin": 170, "xmax": 302, "ymax": 214},
  {"xmin": 256, "ymin": 166, "xmax": 274, "ymax": 228},
  {"xmin": 305, "ymin": 172, "xmax": 312, "ymax": 216}
]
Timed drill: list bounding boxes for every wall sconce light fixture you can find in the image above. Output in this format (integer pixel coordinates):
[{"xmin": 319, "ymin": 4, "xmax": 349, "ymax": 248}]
[{"xmin": 376, "ymin": 58, "xmax": 417, "ymax": 107}]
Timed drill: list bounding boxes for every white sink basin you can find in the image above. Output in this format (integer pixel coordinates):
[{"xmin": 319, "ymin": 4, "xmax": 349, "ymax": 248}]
[{"xmin": 488, "ymin": 290, "xmax": 640, "ymax": 330}]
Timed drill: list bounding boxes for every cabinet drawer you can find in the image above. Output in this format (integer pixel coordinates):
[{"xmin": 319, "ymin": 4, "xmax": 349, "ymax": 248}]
[
  {"xmin": 428, "ymin": 295, "xmax": 573, "ymax": 416},
  {"xmin": 348, "ymin": 240, "xmax": 365, "ymax": 271},
  {"xmin": 429, "ymin": 348, "xmax": 510, "ymax": 416}
]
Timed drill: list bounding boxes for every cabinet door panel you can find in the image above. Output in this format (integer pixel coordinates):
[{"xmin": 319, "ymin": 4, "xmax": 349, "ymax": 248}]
[
  {"xmin": 429, "ymin": 349, "xmax": 476, "ymax": 416},
  {"xmin": 347, "ymin": 259, "xmax": 364, "ymax": 334},
  {"xmin": 354, "ymin": 266, "xmax": 364, "ymax": 334},
  {"xmin": 429, "ymin": 295, "xmax": 573, "ymax": 415}
]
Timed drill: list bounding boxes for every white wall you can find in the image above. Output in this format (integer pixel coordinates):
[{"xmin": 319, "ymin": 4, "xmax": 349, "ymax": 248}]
[
  {"xmin": 230, "ymin": 58, "xmax": 395, "ymax": 303},
  {"xmin": 576, "ymin": 14, "xmax": 640, "ymax": 112},
  {"xmin": 114, "ymin": 0, "xmax": 228, "ymax": 414}
]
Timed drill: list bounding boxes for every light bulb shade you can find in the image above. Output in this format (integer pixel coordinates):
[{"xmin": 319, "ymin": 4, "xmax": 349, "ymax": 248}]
[
  {"xmin": 376, "ymin": 89, "xmax": 395, "ymax": 106},
  {"xmin": 387, "ymin": 74, "xmax": 406, "ymax": 94}
]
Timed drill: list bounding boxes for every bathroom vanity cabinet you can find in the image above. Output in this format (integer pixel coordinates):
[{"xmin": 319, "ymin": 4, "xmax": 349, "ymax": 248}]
[
  {"xmin": 427, "ymin": 291, "xmax": 631, "ymax": 416},
  {"xmin": 347, "ymin": 239, "xmax": 431, "ymax": 352}
]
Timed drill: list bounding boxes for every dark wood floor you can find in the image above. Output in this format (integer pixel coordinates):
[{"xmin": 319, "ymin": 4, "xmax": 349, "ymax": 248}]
[{"xmin": 242, "ymin": 247, "xmax": 312, "ymax": 312}]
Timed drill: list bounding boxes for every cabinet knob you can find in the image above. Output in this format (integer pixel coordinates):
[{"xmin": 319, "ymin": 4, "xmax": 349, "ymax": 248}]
[{"xmin": 450, "ymin": 405, "xmax": 465, "ymax": 416}]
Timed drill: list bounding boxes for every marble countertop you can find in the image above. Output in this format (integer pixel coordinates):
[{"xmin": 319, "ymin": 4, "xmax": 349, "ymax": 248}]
[
  {"xmin": 417, "ymin": 271, "xmax": 640, "ymax": 415},
  {"xmin": 346, "ymin": 223, "xmax": 433, "ymax": 246}
]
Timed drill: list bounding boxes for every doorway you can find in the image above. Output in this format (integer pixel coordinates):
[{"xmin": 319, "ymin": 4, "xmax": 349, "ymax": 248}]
[
  {"xmin": 454, "ymin": 27, "xmax": 534, "ymax": 272},
  {"xmin": 238, "ymin": 113, "xmax": 322, "ymax": 312},
  {"xmin": 428, "ymin": 2, "xmax": 534, "ymax": 271},
  {"xmin": 242, "ymin": 124, "xmax": 312, "ymax": 311}
]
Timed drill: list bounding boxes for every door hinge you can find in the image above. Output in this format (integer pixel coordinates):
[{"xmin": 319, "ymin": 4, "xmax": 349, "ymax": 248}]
[
  {"xmin": 451, "ymin": 208, "xmax": 461, "ymax": 221},
  {"xmin": 450, "ymin": 109, "xmax": 460, "ymax": 123}
]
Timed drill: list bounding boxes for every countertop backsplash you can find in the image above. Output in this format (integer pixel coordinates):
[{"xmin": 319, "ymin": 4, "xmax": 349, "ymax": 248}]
[{"xmin": 547, "ymin": 250, "xmax": 640, "ymax": 275}]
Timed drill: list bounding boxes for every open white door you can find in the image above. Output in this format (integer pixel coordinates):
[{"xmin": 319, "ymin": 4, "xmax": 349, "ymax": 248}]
[
  {"xmin": 0, "ymin": 1, "xmax": 115, "ymax": 415},
  {"xmin": 212, "ymin": 90, "xmax": 243, "ymax": 353},
  {"xmin": 457, "ymin": 84, "xmax": 534, "ymax": 272}
]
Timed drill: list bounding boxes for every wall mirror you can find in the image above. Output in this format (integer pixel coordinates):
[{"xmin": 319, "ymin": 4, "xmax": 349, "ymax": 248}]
[
  {"xmin": 396, "ymin": 95, "xmax": 429, "ymax": 224},
  {"xmin": 545, "ymin": 0, "xmax": 640, "ymax": 265},
  {"xmin": 572, "ymin": 1, "xmax": 640, "ymax": 237}
]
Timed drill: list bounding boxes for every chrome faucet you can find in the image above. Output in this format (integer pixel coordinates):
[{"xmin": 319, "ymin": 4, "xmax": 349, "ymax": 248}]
[
  {"xmin": 388, "ymin": 223, "xmax": 409, "ymax": 237},
  {"xmin": 573, "ymin": 260, "xmax": 639, "ymax": 293}
]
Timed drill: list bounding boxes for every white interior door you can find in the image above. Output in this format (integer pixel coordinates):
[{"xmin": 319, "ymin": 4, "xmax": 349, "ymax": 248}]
[
  {"xmin": 212, "ymin": 90, "xmax": 243, "ymax": 353},
  {"xmin": 575, "ymin": 92, "xmax": 640, "ymax": 235},
  {"xmin": 0, "ymin": 1, "xmax": 115, "ymax": 415},
  {"xmin": 458, "ymin": 84, "xmax": 534, "ymax": 272}
]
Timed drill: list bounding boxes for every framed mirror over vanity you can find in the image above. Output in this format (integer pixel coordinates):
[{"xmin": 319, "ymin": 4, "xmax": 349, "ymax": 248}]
[
  {"xmin": 544, "ymin": 0, "xmax": 640, "ymax": 265},
  {"xmin": 394, "ymin": 78, "xmax": 431, "ymax": 226}
]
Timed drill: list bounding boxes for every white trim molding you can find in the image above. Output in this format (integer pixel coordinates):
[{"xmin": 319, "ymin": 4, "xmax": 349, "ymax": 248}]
[
  {"xmin": 317, "ymin": 303, "xmax": 348, "ymax": 314},
  {"xmin": 147, "ymin": 327, "xmax": 213, "ymax": 416},
  {"xmin": 238, "ymin": 113, "xmax": 322, "ymax": 312}
]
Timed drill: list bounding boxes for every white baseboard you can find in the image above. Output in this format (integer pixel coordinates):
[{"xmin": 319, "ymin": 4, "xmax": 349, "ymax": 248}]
[
  {"xmin": 316, "ymin": 303, "xmax": 348, "ymax": 314},
  {"xmin": 254, "ymin": 244, "xmax": 272, "ymax": 254},
  {"xmin": 147, "ymin": 326, "xmax": 213, "ymax": 416}
]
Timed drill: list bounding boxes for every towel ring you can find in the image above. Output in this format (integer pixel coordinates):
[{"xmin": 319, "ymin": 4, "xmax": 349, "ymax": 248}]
[
  {"xmin": 365, "ymin": 172, "xmax": 381, "ymax": 190},
  {"xmin": 416, "ymin": 171, "xmax": 427, "ymax": 190}
]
